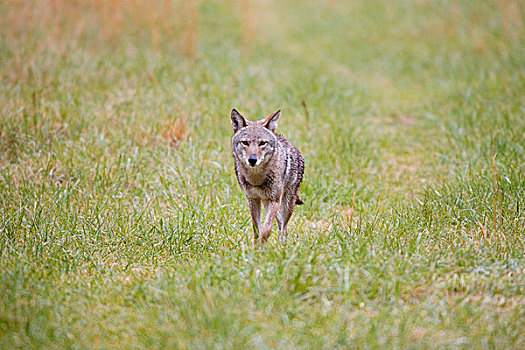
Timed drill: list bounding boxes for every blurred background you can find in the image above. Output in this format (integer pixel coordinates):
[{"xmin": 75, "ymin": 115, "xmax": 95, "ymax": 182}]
[
  {"xmin": 2, "ymin": 0, "xmax": 523, "ymax": 56},
  {"xmin": 2, "ymin": 0, "xmax": 523, "ymax": 76},
  {"xmin": 1, "ymin": 0, "xmax": 524, "ymax": 214}
]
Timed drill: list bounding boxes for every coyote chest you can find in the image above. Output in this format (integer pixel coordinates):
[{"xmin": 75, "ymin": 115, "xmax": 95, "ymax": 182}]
[
  {"xmin": 230, "ymin": 109, "xmax": 304, "ymax": 246},
  {"xmin": 237, "ymin": 164, "xmax": 280, "ymax": 201}
]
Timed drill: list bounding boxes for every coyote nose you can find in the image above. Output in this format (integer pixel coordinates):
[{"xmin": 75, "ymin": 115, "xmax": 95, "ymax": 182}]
[{"xmin": 248, "ymin": 155, "xmax": 257, "ymax": 166}]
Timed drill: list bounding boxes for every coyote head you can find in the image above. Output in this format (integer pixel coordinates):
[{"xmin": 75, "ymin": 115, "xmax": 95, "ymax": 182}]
[{"xmin": 230, "ymin": 109, "xmax": 280, "ymax": 168}]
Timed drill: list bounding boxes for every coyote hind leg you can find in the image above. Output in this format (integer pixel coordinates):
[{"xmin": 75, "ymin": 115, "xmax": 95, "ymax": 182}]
[
  {"xmin": 276, "ymin": 212, "xmax": 283, "ymax": 232},
  {"xmin": 279, "ymin": 194, "xmax": 297, "ymax": 239}
]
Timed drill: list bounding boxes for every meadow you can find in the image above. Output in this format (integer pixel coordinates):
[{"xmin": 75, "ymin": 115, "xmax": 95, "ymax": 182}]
[{"xmin": 0, "ymin": 0, "xmax": 524, "ymax": 348}]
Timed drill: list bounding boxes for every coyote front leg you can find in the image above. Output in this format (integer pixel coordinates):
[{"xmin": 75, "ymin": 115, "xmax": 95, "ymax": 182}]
[
  {"xmin": 248, "ymin": 198, "xmax": 262, "ymax": 245},
  {"xmin": 260, "ymin": 200, "xmax": 281, "ymax": 244}
]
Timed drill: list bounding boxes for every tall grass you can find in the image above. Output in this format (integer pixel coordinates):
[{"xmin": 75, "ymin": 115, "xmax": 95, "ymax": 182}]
[{"xmin": 1, "ymin": 0, "xmax": 524, "ymax": 348}]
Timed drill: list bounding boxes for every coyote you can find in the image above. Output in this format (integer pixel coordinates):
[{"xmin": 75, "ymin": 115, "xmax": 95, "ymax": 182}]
[{"xmin": 230, "ymin": 108, "xmax": 304, "ymax": 245}]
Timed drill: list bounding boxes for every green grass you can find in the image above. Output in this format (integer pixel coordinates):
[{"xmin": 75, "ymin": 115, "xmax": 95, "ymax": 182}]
[{"xmin": 1, "ymin": 0, "xmax": 524, "ymax": 348}]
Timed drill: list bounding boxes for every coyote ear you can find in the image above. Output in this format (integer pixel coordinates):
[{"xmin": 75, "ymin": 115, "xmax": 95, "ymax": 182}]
[
  {"xmin": 230, "ymin": 109, "xmax": 247, "ymax": 133},
  {"xmin": 263, "ymin": 110, "xmax": 281, "ymax": 132}
]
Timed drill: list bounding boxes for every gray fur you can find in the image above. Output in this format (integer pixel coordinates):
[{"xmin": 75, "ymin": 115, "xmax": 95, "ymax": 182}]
[{"xmin": 230, "ymin": 109, "xmax": 304, "ymax": 246}]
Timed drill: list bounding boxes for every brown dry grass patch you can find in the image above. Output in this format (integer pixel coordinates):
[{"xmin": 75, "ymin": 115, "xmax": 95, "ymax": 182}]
[{"xmin": 162, "ymin": 118, "xmax": 189, "ymax": 147}]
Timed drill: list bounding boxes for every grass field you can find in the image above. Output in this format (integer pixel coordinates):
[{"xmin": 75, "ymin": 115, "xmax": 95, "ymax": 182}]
[{"xmin": 1, "ymin": 0, "xmax": 524, "ymax": 348}]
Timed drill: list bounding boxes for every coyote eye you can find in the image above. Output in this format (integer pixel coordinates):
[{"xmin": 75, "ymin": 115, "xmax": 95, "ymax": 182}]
[
  {"xmin": 241, "ymin": 141, "xmax": 249, "ymax": 146},
  {"xmin": 258, "ymin": 141, "xmax": 267, "ymax": 146}
]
